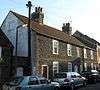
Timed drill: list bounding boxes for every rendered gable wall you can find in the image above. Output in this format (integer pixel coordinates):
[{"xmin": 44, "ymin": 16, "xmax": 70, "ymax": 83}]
[{"xmin": 1, "ymin": 12, "xmax": 28, "ymax": 57}]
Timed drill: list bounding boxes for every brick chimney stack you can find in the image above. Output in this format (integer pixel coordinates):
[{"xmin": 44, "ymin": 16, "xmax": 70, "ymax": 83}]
[
  {"xmin": 62, "ymin": 22, "xmax": 72, "ymax": 35},
  {"xmin": 31, "ymin": 7, "xmax": 44, "ymax": 24}
]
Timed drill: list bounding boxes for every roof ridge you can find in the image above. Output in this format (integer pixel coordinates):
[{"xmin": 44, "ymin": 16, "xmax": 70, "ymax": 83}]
[
  {"xmin": 11, "ymin": 11, "xmax": 62, "ymax": 31},
  {"xmin": 10, "ymin": 11, "xmax": 84, "ymax": 47}
]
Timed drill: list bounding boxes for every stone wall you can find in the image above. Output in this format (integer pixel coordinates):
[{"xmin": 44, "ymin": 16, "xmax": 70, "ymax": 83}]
[{"xmin": 36, "ymin": 34, "xmax": 83, "ymax": 79}]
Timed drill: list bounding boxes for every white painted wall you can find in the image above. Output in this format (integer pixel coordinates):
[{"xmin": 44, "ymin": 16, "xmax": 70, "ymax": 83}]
[{"xmin": 1, "ymin": 12, "xmax": 28, "ymax": 57}]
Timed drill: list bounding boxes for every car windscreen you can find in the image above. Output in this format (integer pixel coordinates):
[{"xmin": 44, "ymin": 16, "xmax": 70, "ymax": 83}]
[
  {"xmin": 9, "ymin": 77, "xmax": 24, "ymax": 86},
  {"xmin": 54, "ymin": 73, "xmax": 67, "ymax": 78}
]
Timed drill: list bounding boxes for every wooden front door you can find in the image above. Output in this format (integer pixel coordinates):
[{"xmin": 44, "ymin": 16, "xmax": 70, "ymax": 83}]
[{"xmin": 42, "ymin": 65, "xmax": 48, "ymax": 79}]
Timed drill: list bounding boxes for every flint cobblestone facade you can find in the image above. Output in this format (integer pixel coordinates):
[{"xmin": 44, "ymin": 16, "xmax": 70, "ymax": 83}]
[{"xmin": 36, "ymin": 34, "xmax": 83, "ymax": 79}]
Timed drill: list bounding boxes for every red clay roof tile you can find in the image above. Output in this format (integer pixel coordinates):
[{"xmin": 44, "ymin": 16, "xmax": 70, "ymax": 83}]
[{"xmin": 11, "ymin": 11, "xmax": 84, "ymax": 47}]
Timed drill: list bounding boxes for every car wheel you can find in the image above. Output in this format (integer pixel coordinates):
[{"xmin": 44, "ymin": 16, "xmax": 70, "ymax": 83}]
[
  {"xmin": 54, "ymin": 87, "xmax": 59, "ymax": 90},
  {"xmin": 70, "ymin": 84, "xmax": 74, "ymax": 90}
]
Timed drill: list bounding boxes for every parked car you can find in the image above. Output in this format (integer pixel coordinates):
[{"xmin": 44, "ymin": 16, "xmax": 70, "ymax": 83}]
[
  {"xmin": 81, "ymin": 70, "xmax": 100, "ymax": 83},
  {"xmin": 53, "ymin": 72, "xmax": 87, "ymax": 90},
  {"xmin": 51, "ymin": 81, "xmax": 60, "ymax": 90},
  {"xmin": 3, "ymin": 75, "xmax": 59, "ymax": 90}
]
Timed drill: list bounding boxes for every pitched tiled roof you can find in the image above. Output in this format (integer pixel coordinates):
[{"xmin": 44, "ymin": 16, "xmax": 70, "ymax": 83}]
[
  {"xmin": 11, "ymin": 11, "xmax": 85, "ymax": 47},
  {"xmin": 0, "ymin": 28, "xmax": 13, "ymax": 47},
  {"xmin": 73, "ymin": 30, "xmax": 97, "ymax": 50}
]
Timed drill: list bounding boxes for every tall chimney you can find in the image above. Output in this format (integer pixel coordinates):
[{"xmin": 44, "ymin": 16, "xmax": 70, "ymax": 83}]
[
  {"xmin": 31, "ymin": 7, "xmax": 44, "ymax": 24},
  {"xmin": 62, "ymin": 22, "xmax": 72, "ymax": 35}
]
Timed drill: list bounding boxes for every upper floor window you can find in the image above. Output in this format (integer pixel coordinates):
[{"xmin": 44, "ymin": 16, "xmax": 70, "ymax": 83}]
[
  {"xmin": 52, "ymin": 40, "xmax": 59, "ymax": 54},
  {"xmin": 0, "ymin": 46, "xmax": 2, "ymax": 58},
  {"xmin": 76, "ymin": 47, "xmax": 80, "ymax": 57},
  {"xmin": 84, "ymin": 48, "xmax": 87, "ymax": 58},
  {"xmin": 8, "ymin": 20, "xmax": 16, "ymax": 30},
  {"xmin": 67, "ymin": 44, "xmax": 72, "ymax": 56},
  {"xmin": 90, "ymin": 50, "xmax": 94, "ymax": 59}
]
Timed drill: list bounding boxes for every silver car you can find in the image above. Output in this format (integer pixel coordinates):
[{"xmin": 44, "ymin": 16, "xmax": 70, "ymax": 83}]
[
  {"xmin": 3, "ymin": 76, "xmax": 58, "ymax": 90},
  {"xmin": 53, "ymin": 72, "xmax": 87, "ymax": 90}
]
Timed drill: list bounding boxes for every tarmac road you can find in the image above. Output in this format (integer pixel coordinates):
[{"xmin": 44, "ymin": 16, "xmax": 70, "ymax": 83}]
[{"xmin": 76, "ymin": 82, "xmax": 100, "ymax": 90}]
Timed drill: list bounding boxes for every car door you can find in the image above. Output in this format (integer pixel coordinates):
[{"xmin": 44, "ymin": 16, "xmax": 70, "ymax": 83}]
[
  {"xmin": 76, "ymin": 75, "xmax": 84, "ymax": 86},
  {"xmin": 27, "ymin": 76, "xmax": 41, "ymax": 90},
  {"xmin": 40, "ymin": 79, "xmax": 52, "ymax": 90},
  {"xmin": 70, "ymin": 74, "xmax": 78, "ymax": 86}
]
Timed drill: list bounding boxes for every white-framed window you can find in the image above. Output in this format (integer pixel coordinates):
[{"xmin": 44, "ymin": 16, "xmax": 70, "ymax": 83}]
[
  {"xmin": 84, "ymin": 63, "xmax": 87, "ymax": 71},
  {"xmin": 80, "ymin": 64, "xmax": 83, "ymax": 72},
  {"xmin": 0, "ymin": 46, "xmax": 2, "ymax": 58},
  {"xmin": 84, "ymin": 48, "xmax": 87, "ymax": 58},
  {"xmin": 74, "ymin": 65, "xmax": 78, "ymax": 72},
  {"xmin": 76, "ymin": 47, "xmax": 80, "ymax": 57},
  {"xmin": 52, "ymin": 40, "xmax": 59, "ymax": 54},
  {"xmin": 53, "ymin": 61, "xmax": 59, "ymax": 76},
  {"xmin": 91, "ymin": 63, "xmax": 93, "ymax": 69},
  {"xmin": 8, "ymin": 20, "xmax": 16, "ymax": 30},
  {"xmin": 68, "ymin": 62, "xmax": 72, "ymax": 72},
  {"xmin": 90, "ymin": 50, "xmax": 94, "ymax": 59},
  {"xmin": 67, "ymin": 44, "xmax": 72, "ymax": 56},
  {"xmin": 16, "ymin": 67, "xmax": 23, "ymax": 76}
]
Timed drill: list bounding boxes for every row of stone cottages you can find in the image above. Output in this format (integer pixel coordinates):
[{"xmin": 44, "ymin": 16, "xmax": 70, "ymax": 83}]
[{"xmin": 0, "ymin": 7, "xmax": 100, "ymax": 84}]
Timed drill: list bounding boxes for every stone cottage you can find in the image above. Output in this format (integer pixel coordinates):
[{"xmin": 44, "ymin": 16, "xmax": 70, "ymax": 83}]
[
  {"xmin": 73, "ymin": 31, "xmax": 98, "ymax": 71},
  {"xmin": 1, "ymin": 8, "xmax": 85, "ymax": 79}
]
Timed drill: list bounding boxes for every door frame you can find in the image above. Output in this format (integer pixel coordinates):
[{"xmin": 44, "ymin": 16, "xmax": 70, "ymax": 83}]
[{"xmin": 42, "ymin": 65, "xmax": 49, "ymax": 79}]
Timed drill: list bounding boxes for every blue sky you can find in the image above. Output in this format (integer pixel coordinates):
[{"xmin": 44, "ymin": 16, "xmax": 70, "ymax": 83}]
[{"xmin": 0, "ymin": 0, "xmax": 100, "ymax": 42}]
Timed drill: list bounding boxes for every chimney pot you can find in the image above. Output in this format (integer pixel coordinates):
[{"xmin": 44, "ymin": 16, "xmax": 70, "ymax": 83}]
[
  {"xmin": 63, "ymin": 23, "xmax": 65, "ymax": 26},
  {"xmin": 35, "ymin": 7, "xmax": 38, "ymax": 12},
  {"xmin": 40, "ymin": 8, "xmax": 42, "ymax": 12},
  {"xmin": 38, "ymin": 7, "xmax": 40, "ymax": 12},
  {"xmin": 31, "ymin": 7, "xmax": 44, "ymax": 24},
  {"xmin": 62, "ymin": 22, "xmax": 72, "ymax": 35}
]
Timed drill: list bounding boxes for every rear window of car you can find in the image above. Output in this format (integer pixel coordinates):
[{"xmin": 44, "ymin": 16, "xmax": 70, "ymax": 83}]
[
  {"xmin": 9, "ymin": 77, "xmax": 24, "ymax": 85},
  {"xmin": 28, "ymin": 77, "xmax": 39, "ymax": 85},
  {"xmin": 54, "ymin": 73, "xmax": 67, "ymax": 78}
]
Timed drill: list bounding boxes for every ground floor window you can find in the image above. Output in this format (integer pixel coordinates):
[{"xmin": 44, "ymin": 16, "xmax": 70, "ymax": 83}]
[
  {"xmin": 68, "ymin": 62, "xmax": 72, "ymax": 72},
  {"xmin": 84, "ymin": 63, "xmax": 87, "ymax": 71},
  {"xmin": 53, "ymin": 61, "xmax": 59, "ymax": 76},
  {"xmin": 91, "ymin": 63, "xmax": 94, "ymax": 70},
  {"xmin": 16, "ymin": 67, "xmax": 23, "ymax": 76},
  {"xmin": 80, "ymin": 64, "xmax": 83, "ymax": 72},
  {"xmin": 74, "ymin": 65, "xmax": 78, "ymax": 72}
]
